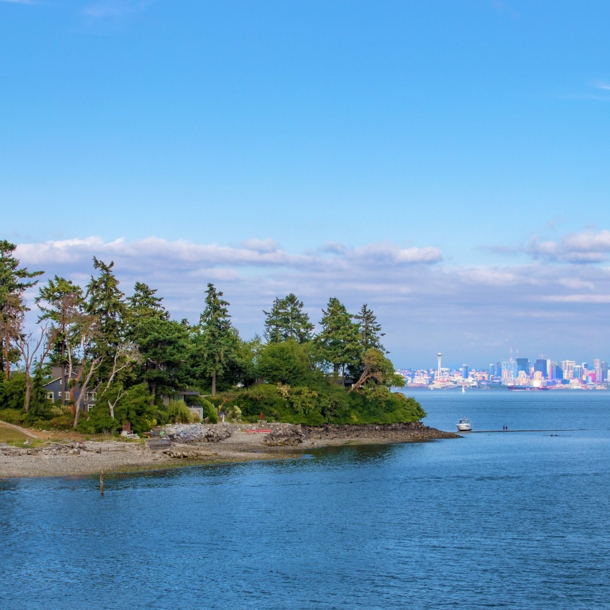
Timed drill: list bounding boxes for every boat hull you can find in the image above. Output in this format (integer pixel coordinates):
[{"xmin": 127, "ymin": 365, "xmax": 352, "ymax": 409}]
[{"xmin": 457, "ymin": 424, "xmax": 472, "ymax": 432}]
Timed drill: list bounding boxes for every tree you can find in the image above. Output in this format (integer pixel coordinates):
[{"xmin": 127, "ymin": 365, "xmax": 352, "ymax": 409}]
[
  {"xmin": 315, "ymin": 298, "xmax": 361, "ymax": 384},
  {"xmin": 126, "ymin": 282, "xmax": 169, "ymax": 321},
  {"xmin": 126, "ymin": 282, "xmax": 186, "ymax": 400},
  {"xmin": 193, "ymin": 283, "xmax": 235, "ymax": 395},
  {"xmin": 85, "ymin": 258, "xmax": 128, "ymax": 382},
  {"xmin": 257, "ymin": 339, "xmax": 311, "ymax": 385},
  {"xmin": 0, "ymin": 241, "xmax": 42, "ymax": 378},
  {"xmin": 263, "ymin": 294, "xmax": 314, "ymax": 343},
  {"xmin": 16, "ymin": 324, "xmax": 56, "ymax": 412},
  {"xmin": 354, "ymin": 304, "xmax": 386, "ymax": 353},
  {"xmin": 36, "ymin": 276, "xmax": 85, "ymax": 405},
  {"xmin": 350, "ymin": 348, "xmax": 404, "ymax": 394}
]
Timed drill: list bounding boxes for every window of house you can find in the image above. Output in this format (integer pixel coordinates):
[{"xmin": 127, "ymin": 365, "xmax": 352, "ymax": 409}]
[
  {"xmin": 86, "ymin": 392, "xmax": 97, "ymax": 403},
  {"xmin": 47, "ymin": 391, "xmax": 54, "ymax": 401}
]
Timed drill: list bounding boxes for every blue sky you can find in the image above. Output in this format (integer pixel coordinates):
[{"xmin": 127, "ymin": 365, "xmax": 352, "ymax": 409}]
[{"xmin": 3, "ymin": 0, "xmax": 610, "ymax": 367}]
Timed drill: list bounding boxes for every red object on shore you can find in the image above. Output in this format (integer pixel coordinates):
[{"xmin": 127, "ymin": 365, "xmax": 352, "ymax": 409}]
[
  {"xmin": 260, "ymin": 412, "xmax": 264, "ymax": 420},
  {"xmin": 246, "ymin": 429, "xmax": 272, "ymax": 434}
]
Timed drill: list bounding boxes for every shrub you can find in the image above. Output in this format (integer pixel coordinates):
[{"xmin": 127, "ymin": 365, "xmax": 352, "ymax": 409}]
[
  {"xmin": 0, "ymin": 408, "xmax": 25, "ymax": 425},
  {"xmin": 201, "ymin": 399, "xmax": 219, "ymax": 424},
  {"xmin": 166, "ymin": 399, "xmax": 192, "ymax": 424}
]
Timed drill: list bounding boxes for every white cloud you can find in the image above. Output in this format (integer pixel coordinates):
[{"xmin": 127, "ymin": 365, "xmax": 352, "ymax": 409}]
[
  {"xmin": 528, "ymin": 230, "xmax": 610, "ymax": 263},
  {"xmin": 15, "ymin": 236, "xmax": 610, "ymax": 365}
]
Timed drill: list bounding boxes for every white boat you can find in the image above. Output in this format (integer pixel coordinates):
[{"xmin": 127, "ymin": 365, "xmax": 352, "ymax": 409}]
[
  {"xmin": 457, "ymin": 418, "xmax": 472, "ymax": 432},
  {"xmin": 462, "ymin": 385, "xmax": 465, "ymax": 394}
]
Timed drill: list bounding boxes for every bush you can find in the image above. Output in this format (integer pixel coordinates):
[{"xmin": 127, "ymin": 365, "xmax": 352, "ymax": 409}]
[
  {"xmin": 0, "ymin": 408, "xmax": 25, "ymax": 425},
  {"xmin": 166, "ymin": 399, "xmax": 193, "ymax": 424},
  {"xmin": 210, "ymin": 381, "xmax": 426, "ymax": 426},
  {"xmin": 201, "ymin": 399, "xmax": 219, "ymax": 423}
]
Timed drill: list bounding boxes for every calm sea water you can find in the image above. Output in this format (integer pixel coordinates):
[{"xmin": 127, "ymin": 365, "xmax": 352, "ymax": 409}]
[{"xmin": 2, "ymin": 391, "xmax": 610, "ymax": 609}]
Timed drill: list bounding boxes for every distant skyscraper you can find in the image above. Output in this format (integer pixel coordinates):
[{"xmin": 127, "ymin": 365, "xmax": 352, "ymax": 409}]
[
  {"xmin": 462, "ymin": 364, "xmax": 469, "ymax": 379},
  {"xmin": 561, "ymin": 360, "xmax": 575, "ymax": 380},
  {"xmin": 534, "ymin": 359, "xmax": 549, "ymax": 379},
  {"xmin": 594, "ymin": 359, "xmax": 602, "ymax": 384},
  {"xmin": 501, "ymin": 360, "xmax": 517, "ymax": 384},
  {"xmin": 602, "ymin": 362, "xmax": 608, "ymax": 382},
  {"xmin": 488, "ymin": 363, "xmax": 495, "ymax": 377},
  {"xmin": 516, "ymin": 358, "xmax": 530, "ymax": 375},
  {"xmin": 437, "ymin": 353, "xmax": 442, "ymax": 379}
]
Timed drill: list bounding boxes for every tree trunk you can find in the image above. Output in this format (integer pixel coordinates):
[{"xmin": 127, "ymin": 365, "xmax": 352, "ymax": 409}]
[
  {"xmin": 24, "ymin": 381, "xmax": 32, "ymax": 413},
  {"xmin": 3, "ymin": 337, "xmax": 9, "ymax": 380},
  {"xmin": 150, "ymin": 380, "xmax": 157, "ymax": 404},
  {"xmin": 212, "ymin": 371, "xmax": 217, "ymax": 396},
  {"xmin": 61, "ymin": 339, "xmax": 67, "ymax": 406}
]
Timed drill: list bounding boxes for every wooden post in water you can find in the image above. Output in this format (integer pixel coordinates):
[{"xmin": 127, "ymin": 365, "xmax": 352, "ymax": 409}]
[{"xmin": 100, "ymin": 471, "xmax": 104, "ymax": 496}]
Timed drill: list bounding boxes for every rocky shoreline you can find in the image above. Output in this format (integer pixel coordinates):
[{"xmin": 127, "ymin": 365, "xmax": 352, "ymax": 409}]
[{"xmin": 0, "ymin": 422, "xmax": 460, "ymax": 479}]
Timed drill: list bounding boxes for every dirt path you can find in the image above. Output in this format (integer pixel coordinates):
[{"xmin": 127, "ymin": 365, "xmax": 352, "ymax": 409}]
[{"xmin": 0, "ymin": 420, "xmax": 41, "ymax": 440}]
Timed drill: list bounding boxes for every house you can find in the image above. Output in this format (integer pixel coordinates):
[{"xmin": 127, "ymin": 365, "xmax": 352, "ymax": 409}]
[{"xmin": 43, "ymin": 366, "xmax": 97, "ymax": 411}]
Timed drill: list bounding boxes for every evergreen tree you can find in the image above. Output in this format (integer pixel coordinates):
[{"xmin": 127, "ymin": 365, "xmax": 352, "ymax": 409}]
[
  {"xmin": 193, "ymin": 283, "xmax": 235, "ymax": 395},
  {"xmin": 126, "ymin": 283, "xmax": 189, "ymax": 400},
  {"xmin": 85, "ymin": 258, "xmax": 128, "ymax": 381},
  {"xmin": 126, "ymin": 282, "xmax": 169, "ymax": 321},
  {"xmin": 263, "ymin": 293, "xmax": 314, "ymax": 343},
  {"xmin": 354, "ymin": 304, "xmax": 386, "ymax": 353},
  {"xmin": 0, "ymin": 241, "xmax": 42, "ymax": 379},
  {"xmin": 36, "ymin": 276, "xmax": 85, "ymax": 404},
  {"xmin": 315, "ymin": 297, "xmax": 361, "ymax": 384}
]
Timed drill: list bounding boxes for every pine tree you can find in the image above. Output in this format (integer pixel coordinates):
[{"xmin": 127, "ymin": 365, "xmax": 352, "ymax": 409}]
[
  {"xmin": 126, "ymin": 282, "xmax": 169, "ymax": 321},
  {"xmin": 263, "ymin": 293, "xmax": 314, "ymax": 343},
  {"xmin": 354, "ymin": 304, "xmax": 386, "ymax": 353},
  {"xmin": 315, "ymin": 297, "xmax": 361, "ymax": 384},
  {"xmin": 194, "ymin": 283, "xmax": 235, "ymax": 395},
  {"xmin": 85, "ymin": 258, "xmax": 128, "ymax": 380},
  {"xmin": 0, "ymin": 241, "xmax": 42, "ymax": 379},
  {"xmin": 36, "ymin": 276, "xmax": 85, "ymax": 404},
  {"xmin": 126, "ymin": 282, "xmax": 188, "ymax": 400}
]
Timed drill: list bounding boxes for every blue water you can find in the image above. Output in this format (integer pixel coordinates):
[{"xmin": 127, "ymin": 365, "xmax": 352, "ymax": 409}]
[{"xmin": 2, "ymin": 391, "xmax": 610, "ymax": 609}]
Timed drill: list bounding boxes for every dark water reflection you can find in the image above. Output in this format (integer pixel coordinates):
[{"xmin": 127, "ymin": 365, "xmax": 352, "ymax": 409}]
[{"xmin": 2, "ymin": 392, "xmax": 610, "ymax": 608}]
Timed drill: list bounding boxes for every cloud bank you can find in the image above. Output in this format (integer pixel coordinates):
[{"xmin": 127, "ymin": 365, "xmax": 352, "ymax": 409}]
[{"xmin": 15, "ymin": 235, "xmax": 610, "ymax": 366}]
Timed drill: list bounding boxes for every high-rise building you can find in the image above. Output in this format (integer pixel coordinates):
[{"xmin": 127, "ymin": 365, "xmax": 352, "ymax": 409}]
[
  {"xmin": 488, "ymin": 363, "xmax": 495, "ymax": 377},
  {"xmin": 534, "ymin": 359, "xmax": 549, "ymax": 379},
  {"xmin": 602, "ymin": 361, "xmax": 608, "ymax": 383},
  {"xmin": 561, "ymin": 360, "xmax": 575, "ymax": 380},
  {"xmin": 594, "ymin": 359, "xmax": 602, "ymax": 385},
  {"xmin": 552, "ymin": 363, "xmax": 563, "ymax": 380},
  {"xmin": 461, "ymin": 364, "xmax": 469, "ymax": 379},
  {"xmin": 516, "ymin": 358, "xmax": 530, "ymax": 375},
  {"xmin": 501, "ymin": 360, "xmax": 517, "ymax": 384}
]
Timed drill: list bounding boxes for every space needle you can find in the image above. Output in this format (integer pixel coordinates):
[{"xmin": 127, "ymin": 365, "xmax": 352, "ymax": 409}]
[{"xmin": 437, "ymin": 352, "xmax": 442, "ymax": 380}]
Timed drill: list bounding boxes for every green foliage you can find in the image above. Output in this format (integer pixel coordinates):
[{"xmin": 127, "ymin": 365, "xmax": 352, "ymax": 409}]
[
  {"xmin": 354, "ymin": 304, "xmax": 386, "ymax": 353},
  {"xmin": 85, "ymin": 257, "xmax": 127, "ymax": 375},
  {"xmin": 200, "ymin": 398, "xmax": 219, "ymax": 423},
  {"xmin": 257, "ymin": 340, "xmax": 311, "ymax": 385},
  {"xmin": 0, "ymin": 408, "xmax": 26, "ymax": 425},
  {"xmin": 166, "ymin": 399, "xmax": 192, "ymax": 424},
  {"xmin": 211, "ymin": 380, "xmax": 425, "ymax": 426},
  {"xmin": 0, "ymin": 373, "xmax": 26, "ymax": 410},
  {"xmin": 80, "ymin": 383, "xmax": 158, "ymax": 434},
  {"xmin": 264, "ymin": 293, "xmax": 314, "ymax": 343},
  {"xmin": 315, "ymin": 297, "xmax": 361, "ymax": 381},
  {"xmin": 192, "ymin": 283, "xmax": 236, "ymax": 394}
]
